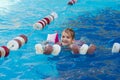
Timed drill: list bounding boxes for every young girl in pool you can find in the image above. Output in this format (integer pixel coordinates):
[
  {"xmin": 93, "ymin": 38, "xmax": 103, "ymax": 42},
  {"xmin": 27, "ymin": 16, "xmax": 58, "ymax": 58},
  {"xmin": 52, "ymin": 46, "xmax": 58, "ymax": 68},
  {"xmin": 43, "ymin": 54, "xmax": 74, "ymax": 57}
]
[
  {"xmin": 35, "ymin": 28, "xmax": 96, "ymax": 55},
  {"xmin": 57, "ymin": 28, "xmax": 96, "ymax": 54}
]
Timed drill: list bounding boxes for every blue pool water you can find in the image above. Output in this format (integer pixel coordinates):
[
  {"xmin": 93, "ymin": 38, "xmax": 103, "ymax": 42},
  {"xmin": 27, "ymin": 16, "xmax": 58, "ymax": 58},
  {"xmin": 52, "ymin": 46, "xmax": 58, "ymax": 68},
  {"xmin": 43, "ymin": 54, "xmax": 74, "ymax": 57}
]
[{"xmin": 0, "ymin": 0, "xmax": 120, "ymax": 80}]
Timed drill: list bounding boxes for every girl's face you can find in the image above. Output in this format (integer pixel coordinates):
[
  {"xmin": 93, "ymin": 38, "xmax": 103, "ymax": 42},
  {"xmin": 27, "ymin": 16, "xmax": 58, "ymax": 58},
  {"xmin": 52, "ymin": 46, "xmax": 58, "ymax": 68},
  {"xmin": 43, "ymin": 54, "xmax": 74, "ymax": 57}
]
[{"xmin": 61, "ymin": 31, "xmax": 74, "ymax": 46}]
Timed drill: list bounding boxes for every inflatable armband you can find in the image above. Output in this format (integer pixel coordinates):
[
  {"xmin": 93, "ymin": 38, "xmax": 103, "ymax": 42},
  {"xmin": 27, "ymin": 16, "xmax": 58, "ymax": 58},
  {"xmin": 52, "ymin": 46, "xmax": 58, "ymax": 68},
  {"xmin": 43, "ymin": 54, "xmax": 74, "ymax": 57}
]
[{"xmin": 47, "ymin": 33, "xmax": 59, "ymax": 43}]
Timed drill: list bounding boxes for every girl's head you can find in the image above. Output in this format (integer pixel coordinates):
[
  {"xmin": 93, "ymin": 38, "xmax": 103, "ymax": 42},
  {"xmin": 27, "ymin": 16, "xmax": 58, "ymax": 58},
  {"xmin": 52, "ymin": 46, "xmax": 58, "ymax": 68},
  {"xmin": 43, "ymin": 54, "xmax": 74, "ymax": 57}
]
[{"xmin": 61, "ymin": 28, "xmax": 75, "ymax": 46}]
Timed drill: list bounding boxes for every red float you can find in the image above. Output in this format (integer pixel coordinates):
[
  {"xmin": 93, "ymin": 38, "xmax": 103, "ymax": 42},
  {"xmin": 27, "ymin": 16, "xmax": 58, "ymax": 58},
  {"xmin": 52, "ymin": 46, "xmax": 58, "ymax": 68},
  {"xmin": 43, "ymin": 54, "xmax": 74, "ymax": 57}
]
[
  {"xmin": 0, "ymin": 46, "xmax": 10, "ymax": 57},
  {"xmin": 19, "ymin": 34, "xmax": 28, "ymax": 43},
  {"xmin": 68, "ymin": 0, "xmax": 77, "ymax": 5},
  {"xmin": 1, "ymin": 46, "xmax": 10, "ymax": 57}
]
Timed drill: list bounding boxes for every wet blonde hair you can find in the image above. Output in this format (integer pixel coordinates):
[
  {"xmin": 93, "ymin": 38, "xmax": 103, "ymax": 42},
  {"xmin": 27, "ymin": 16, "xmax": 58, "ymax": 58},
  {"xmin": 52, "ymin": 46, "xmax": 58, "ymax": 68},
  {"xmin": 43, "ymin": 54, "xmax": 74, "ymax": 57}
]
[{"xmin": 62, "ymin": 28, "xmax": 75, "ymax": 40}]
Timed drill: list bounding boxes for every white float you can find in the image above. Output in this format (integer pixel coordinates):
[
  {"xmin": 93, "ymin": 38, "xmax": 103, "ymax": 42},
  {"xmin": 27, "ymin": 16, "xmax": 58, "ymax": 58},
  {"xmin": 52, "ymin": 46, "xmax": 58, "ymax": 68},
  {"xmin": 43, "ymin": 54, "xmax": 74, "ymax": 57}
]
[
  {"xmin": 112, "ymin": 43, "xmax": 120, "ymax": 53},
  {"xmin": 79, "ymin": 44, "xmax": 89, "ymax": 55}
]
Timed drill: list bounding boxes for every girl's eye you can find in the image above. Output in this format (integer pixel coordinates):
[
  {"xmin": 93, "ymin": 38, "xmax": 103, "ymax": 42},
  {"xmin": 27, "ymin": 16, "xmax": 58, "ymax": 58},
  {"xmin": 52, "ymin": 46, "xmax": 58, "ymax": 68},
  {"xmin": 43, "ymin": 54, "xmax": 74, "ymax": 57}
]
[
  {"xmin": 67, "ymin": 36, "xmax": 70, "ymax": 39},
  {"xmin": 62, "ymin": 36, "xmax": 65, "ymax": 38}
]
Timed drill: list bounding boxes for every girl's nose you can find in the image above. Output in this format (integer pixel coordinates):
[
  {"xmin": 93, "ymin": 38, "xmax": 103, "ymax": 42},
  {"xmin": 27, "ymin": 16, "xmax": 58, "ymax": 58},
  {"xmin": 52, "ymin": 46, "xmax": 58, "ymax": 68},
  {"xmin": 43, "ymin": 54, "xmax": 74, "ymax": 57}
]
[{"xmin": 63, "ymin": 37, "xmax": 67, "ymax": 40}]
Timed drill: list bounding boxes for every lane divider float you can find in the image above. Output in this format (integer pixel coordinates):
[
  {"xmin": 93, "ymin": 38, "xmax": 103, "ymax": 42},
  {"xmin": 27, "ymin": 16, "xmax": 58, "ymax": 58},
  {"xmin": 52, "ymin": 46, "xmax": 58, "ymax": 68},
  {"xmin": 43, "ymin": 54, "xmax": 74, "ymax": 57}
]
[
  {"xmin": 70, "ymin": 44, "xmax": 89, "ymax": 55},
  {"xmin": 68, "ymin": 0, "xmax": 77, "ymax": 5},
  {"xmin": 33, "ymin": 12, "xmax": 58, "ymax": 30},
  {"xmin": 112, "ymin": 42, "xmax": 120, "ymax": 53},
  {"xmin": 35, "ymin": 44, "xmax": 61, "ymax": 56},
  {"xmin": 0, "ymin": 46, "xmax": 9, "ymax": 57},
  {"xmin": 7, "ymin": 34, "xmax": 28, "ymax": 50},
  {"xmin": 70, "ymin": 44, "xmax": 96, "ymax": 55}
]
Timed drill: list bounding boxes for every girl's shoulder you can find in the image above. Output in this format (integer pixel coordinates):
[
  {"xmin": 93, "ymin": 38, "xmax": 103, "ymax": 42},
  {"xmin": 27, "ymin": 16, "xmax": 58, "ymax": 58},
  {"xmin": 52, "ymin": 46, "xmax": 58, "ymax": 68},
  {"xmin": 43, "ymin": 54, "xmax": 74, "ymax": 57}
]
[{"xmin": 74, "ymin": 40, "xmax": 85, "ymax": 46}]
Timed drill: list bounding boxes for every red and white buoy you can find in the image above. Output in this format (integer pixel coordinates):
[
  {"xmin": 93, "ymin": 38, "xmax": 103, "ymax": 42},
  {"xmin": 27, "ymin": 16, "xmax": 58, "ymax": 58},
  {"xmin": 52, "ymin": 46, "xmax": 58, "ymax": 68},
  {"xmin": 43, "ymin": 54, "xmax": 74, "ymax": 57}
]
[
  {"xmin": 0, "ymin": 46, "xmax": 10, "ymax": 57},
  {"xmin": 70, "ymin": 44, "xmax": 89, "ymax": 55},
  {"xmin": 35, "ymin": 43, "xmax": 61, "ymax": 56},
  {"xmin": 33, "ymin": 12, "xmax": 58, "ymax": 30},
  {"xmin": 68, "ymin": 0, "xmax": 77, "ymax": 5},
  {"xmin": 7, "ymin": 34, "xmax": 28, "ymax": 50}
]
